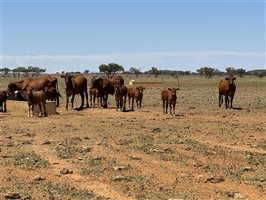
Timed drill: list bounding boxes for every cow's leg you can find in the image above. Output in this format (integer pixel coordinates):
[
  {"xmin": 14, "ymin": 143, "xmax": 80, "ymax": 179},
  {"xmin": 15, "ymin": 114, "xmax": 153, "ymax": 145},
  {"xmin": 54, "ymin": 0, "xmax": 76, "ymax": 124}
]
[
  {"xmin": 225, "ymin": 96, "xmax": 228, "ymax": 109},
  {"xmin": 219, "ymin": 93, "xmax": 222, "ymax": 107},
  {"xmin": 103, "ymin": 94, "xmax": 108, "ymax": 108},
  {"xmin": 79, "ymin": 93, "xmax": 84, "ymax": 109},
  {"xmin": 123, "ymin": 96, "xmax": 126, "ymax": 111},
  {"xmin": 139, "ymin": 100, "xmax": 142, "ymax": 112},
  {"xmin": 28, "ymin": 104, "xmax": 31, "ymax": 117},
  {"xmin": 38, "ymin": 103, "xmax": 42, "ymax": 117},
  {"xmin": 170, "ymin": 103, "xmax": 172, "ymax": 115},
  {"xmin": 166, "ymin": 102, "xmax": 168, "ymax": 114},
  {"xmin": 85, "ymin": 91, "xmax": 89, "ymax": 108},
  {"xmin": 128, "ymin": 97, "xmax": 131, "ymax": 110},
  {"xmin": 163, "ymin": 100, "xmax": 165, "ymax": 113},
  {"xmin": 66, "ymin": 95, "xmax": 69, "ymax": 110},
  {"xmin": 131, "ymin": 98, "xmax": 134, "ymax": 111},
  {"xmin": 71, "ymin": 94, "xmax": 75, "ymax": 110},
  {"xmin": 173, "ymin": 102, "xmax": 176, "ymax": 115},
  {"xmin": 230, "ymin": 96, "xmax": 234, "ymax": 109},
  {"xmin": 3, "ymin": 101, "xmax": 7, "ymax": 112},
  {"xmin": 43, "ymin": 102, "xmax": 47, "ymax": 116}
]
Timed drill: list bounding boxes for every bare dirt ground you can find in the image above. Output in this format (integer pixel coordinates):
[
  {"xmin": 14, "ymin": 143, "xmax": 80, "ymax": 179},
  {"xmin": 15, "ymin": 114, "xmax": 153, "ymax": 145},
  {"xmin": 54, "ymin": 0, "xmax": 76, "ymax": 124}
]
[{"xmin": 0, "ymin": 78, "xmax": 265, "ymax": 200}]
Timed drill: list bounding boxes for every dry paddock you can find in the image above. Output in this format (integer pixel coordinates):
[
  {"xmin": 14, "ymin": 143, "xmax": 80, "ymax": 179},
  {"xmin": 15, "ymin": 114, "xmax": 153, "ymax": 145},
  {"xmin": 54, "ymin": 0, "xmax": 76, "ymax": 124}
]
[{"xmin": 0, "ymin": 76, "xmax": 265, "ymax": 200}]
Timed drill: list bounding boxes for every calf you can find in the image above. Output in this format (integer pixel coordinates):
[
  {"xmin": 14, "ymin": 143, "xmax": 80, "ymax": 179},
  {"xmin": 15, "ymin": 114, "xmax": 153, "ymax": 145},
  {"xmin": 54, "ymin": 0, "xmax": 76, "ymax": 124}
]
[
  {"xmin": 161, "ymin": 88, "xmax": 177, "ymax": 115},
  {"xmin": 127, "ymin": 86, "xmax": 145, "ymax": 111},
  {"xmin": 27, "ymin": 89, "xmax": 47, "ymax": 117},
  {"xmin": 218, "ymin": 77, "xmax": 236, "ymax": 109},
  {"xmin": 89, "ymin": 88, "xmax": 101, "ymax": 107},
  {"xmin": 115, "ymin": 85, "xmax": 127, "ymax": 111},
  {"xmin": 0, "ymin": 90, "xmax": 7, "ymax": 112},
  {"xmin": 44, "ymin": 87, "xmax": 61, "ymax": 107}
]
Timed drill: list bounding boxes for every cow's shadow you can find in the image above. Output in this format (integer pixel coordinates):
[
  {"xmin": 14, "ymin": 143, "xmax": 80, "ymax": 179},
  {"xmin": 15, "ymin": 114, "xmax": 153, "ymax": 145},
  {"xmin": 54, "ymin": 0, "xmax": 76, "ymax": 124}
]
[{"xmin": 232, "ymin": 107, "xmax": 242, "ymax": 110}]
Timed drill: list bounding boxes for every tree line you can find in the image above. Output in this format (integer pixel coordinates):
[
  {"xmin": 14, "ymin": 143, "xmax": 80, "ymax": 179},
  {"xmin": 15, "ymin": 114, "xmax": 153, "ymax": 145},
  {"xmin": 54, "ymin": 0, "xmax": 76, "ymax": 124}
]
[
  {"xmin": 1, "ymin": 64, "xmax": 265, "ymax": 78},
  {"xmin": 0, "ymin": 66, "xmax": 46, "ymax": 77}
]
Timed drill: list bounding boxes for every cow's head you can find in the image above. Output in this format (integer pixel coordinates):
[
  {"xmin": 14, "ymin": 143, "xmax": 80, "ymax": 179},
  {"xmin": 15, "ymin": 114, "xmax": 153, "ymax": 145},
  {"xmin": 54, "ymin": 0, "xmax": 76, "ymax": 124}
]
[
  {"xmin": 61, "ymin": 73, "xmax": 75, "ymax": 88},
  {"xmin": 136, "ymin": 86, "xmax": 145, "ymax": 94},
  {"xmin": 225, "ymin": 77, "xmax": 236, "ymax": 85}
]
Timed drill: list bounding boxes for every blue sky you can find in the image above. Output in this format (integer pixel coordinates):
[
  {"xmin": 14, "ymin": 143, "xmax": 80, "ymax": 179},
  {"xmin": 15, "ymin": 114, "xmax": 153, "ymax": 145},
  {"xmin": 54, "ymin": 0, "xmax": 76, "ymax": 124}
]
[{"xmin": 1, "ymin": 0, "xmax": 265, "ymax": 73}]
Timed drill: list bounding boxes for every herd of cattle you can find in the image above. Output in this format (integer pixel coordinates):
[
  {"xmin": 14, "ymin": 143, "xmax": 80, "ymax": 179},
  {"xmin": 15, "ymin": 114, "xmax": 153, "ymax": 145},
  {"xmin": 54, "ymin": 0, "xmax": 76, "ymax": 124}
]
[{"xmin": 0, "ymin": 74, "xmax": 236, "ymax": 116}]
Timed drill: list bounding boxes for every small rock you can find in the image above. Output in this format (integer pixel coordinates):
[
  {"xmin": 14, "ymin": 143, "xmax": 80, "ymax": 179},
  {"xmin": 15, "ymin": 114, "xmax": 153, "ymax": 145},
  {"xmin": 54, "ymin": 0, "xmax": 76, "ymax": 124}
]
[
  {"xmin": 33, "ymin": 175, "xmax": 45, "ymax": 181},
  {"xmin": 41, "ymin": 140, "xmax": 51, "ymax": 145},
  {"xmin": 81, "ymin": 146, "xmax": 92, "ymax": 152},
  {"xmin": 129, "ymin": 155, "xmax": 141, "ymax": 160},
  {"xmin": 114, "ymin": 166, "xmax": 126, "ymax": 171},
  {"xmin": 60, "ymin": 168, "xmax": 73, "ymax": 174},
  {"xmin": 151, "ymin": 128, "xmax": 161, "ymax": 133},
  {"xmin": 205, "ymin": 176, "xmax": 225, "ymax": 183},
  {"xmin": 113, "ymin": 175, "xmax": 127, "ymax": 181},
  {"xmin": 234, "ymin": 193, "xmax": 245, "ymax": 199},
  {"xmin": 241, "ymin": 166, "xmax": 254, "ymax": 172},
  {"xmin": 4, "ymin": 192, "xmax": 21, "ymax": 199}
]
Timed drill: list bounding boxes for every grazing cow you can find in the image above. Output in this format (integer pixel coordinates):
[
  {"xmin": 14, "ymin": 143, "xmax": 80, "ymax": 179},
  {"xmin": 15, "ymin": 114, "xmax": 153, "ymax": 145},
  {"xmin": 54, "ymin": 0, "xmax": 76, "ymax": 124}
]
[
  {"xmin": 61, "ymin": 73, "xmax": 89, "ymax": 110},
  {"xmin": 89, "ymin": 88, "xmax": 101, "ymax": 107},
  {"xmin": 219, "ymin": 77, "xmax": 236, "ymax": 109},
  {"xmin": 90, "ymin": 75, "xmax": 124, "ymax": 108},
  {"xmin": 0, "ymin": 90, "xmax": 7, "ymax": 112},
  {"xmin": 114, "ymin": 85, "xmax": 127, "ymax": 111},
  {"xmin": 127, "ymin": 86, "xmax": 145, "ymax": 111},
  {"xmin": 27, "ymin": 89, "xmax": 47, "ymax": 117},
  {"xmin": 44, "ymin": 87, "xmax": 62, "ymax": 106},
  {"xmin": 161, "ymin": 88, "xmax": 177, "ymax": 115}
]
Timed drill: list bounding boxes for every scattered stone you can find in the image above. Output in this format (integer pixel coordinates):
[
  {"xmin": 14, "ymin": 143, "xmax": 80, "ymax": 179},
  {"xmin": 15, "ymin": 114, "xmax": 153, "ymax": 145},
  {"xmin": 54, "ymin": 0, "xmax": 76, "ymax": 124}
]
[
  {"xmin": 4, "ymin": 192, "xmax": 21, "ymax": 199},
  {"xmin": 151, "ymin": 128, "xmax": 161, "ymax": 133},
  {"xmin": 205, "ymin": 176, "xmax": 225, "ymax": 183},
  {"xmin": 41, "ymin": 140, "xmax": 51, "ymax": 145},
  {"xmin": 113, "ymin": 175, "xmax": 127, "ymax": 181},
  {"xmin": 114, "ymin": 166, "xmax": 126, "ymax": 171},
  {"xmin": 81, "ymin": 146, "xmax": 92, "ymax": 152},
  {"xmin": 60, "ymin": 168, "xmax": 73, "ymax": 174},
  {"xmin": 226, "ymin": 192, "xmax": 245, "ymax": 199},
  {"xmin": 129, "ymin": 155, "xmax": 141, "ymax": 160},
  {"xmin": 150, "ymin": 148, "xmax": 165, "ymax": 153},
  {"xmin": 33, "ymin": 175, "xmax": 45, "ymax": 181},
  {"xmin": 241, "ymin": 166, "xmax": 254, "ymax": 172}
]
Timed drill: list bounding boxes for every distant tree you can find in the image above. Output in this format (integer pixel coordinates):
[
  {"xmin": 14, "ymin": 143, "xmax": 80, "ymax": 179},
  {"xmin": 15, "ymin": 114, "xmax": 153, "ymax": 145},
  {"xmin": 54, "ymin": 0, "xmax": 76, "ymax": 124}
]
[
  {"xmin": 84, "ymin": 70, "xmax": 90, "ymax": 74},
  {"xmin": 254, "ymin": 70, "xmax": 266, "ymax": 78},
  {"xmin": 235, "ymin": 68, "xmax": 246, "ymax": 78},
  {"xmin": 197, "ymin": 67, "xmax": 215, "ymax": 78},
  {"xmin": 226, "ymin": 67, "xmax": 236, "ymax": 76},
  {"xmin": 214, "ymin": 69, "xmax": 224, "ymax": 76},
  {"xmin": 0, "ymin": 68, "xmax": 11, "ymax": 76},
  {"xmin": 99, "ymin": 63, "xmax": 124, "ymax": 77},
  {"xmin": 129, "ymin": 67, "xmax": 141, "ymax": 77},
  {"xmin": 145, "ymin": 67, "xmax": 161, "ymax": 77}
]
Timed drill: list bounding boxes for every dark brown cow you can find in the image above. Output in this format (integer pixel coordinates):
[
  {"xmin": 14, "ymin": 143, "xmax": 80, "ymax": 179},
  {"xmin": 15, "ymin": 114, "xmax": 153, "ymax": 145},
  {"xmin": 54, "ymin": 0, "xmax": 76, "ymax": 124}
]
[
  {"xmin": 114, "ymin": 85, "xmax": 127, "ymax": 111},
  {"xmin": 90, "ymin": 75, "xmax": 124, "ymax": 108},
  {"xmin": 7, "ymin": 76, "xmax": 59, "ymax": 106},
  {"xmin": 61, "ymin": 73, "xmax": 89, "ymax": 110},
  {"xmin": 219, "ymin": 77, "xmax": 236, "ymax": 109},
  {"xmin": 89, "ymin": 88, "xmax": 101, "ymax": 107},
  {"xmin": 0, "ymin": 90, "xmax": 7, "ymax": 112},
  {"xmin": 44, "ymin": 86, "xmax": 62, "ymax": 105},
  {"xmin": 161, "ymin": 88, "xmax": 177, "ymax": 115},
  {"xmin": 27, "ymin": 89, "xmax": 47, "ymax": 117},
  {"xmin": 127, "ymin": 86, "xmax": 145, "ymax": 111}
]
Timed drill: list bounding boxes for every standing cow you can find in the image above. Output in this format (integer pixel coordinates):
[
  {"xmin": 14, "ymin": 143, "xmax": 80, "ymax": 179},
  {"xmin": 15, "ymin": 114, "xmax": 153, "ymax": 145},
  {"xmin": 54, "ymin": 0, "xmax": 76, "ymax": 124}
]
[
  {"xmin": 114, "ymin": 85, "xmax": 127, "ymax": 111},
  {"xmin": 127, "ymin": 86, "xmax": 145, "ymax": 111},
  {"xmin": 90, "ymin": 75, "xmax": 124, "ymax": 108},
  {"xmin": 27, "ymin": 89, "xmax": 47, "ymax": 117},
  {"xmin": 0, "ymin": 90, "xmax": 7, "ymax": 112},
  {"xmin": 61, "ymin": 73, "xmax": 89, "ymax": 110},
  {"xmin": 161, "ymin": 88, "xmax": 177, "ymax": 115},
  {"xmin": 219, "ymin": 77, "xmax": 236, "ymax": 109}
]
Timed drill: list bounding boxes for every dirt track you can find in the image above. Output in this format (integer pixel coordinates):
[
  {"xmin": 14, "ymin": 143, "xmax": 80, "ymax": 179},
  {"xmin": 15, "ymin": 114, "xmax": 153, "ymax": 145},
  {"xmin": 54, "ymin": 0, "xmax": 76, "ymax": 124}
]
[{"xmin": 0, "ymin": 79, "xmax": 265, "ymax": 199}]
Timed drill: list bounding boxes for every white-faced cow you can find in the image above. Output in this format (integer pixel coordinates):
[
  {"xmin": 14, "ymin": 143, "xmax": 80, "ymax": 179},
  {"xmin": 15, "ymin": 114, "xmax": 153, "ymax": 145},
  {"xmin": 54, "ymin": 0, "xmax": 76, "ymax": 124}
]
[{"xmin": 127, "ymin": 86, "xmax": 145, "ymax": 111}]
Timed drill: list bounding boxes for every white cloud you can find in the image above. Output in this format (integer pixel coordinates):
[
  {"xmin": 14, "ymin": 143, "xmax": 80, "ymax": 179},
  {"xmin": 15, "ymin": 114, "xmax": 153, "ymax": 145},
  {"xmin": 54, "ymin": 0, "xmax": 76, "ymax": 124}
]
[{"xmin": 1, "ymin": 51, "xmax": 265, "ymax": 73}]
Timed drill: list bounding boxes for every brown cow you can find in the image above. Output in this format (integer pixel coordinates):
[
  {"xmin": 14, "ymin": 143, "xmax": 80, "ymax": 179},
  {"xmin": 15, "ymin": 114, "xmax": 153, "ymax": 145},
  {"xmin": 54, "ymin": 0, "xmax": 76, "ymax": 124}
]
[
  {"xmin": 44, "ymin": 86, "xmax": 62, "ymax": 105},
  {"xmin": 27, "ymin": 89, "xmax": 47, "ymax": 117},
  {"xmin": 219, "ymin": 77, "xmax": 236, "ymax": 109},
  {"xmin": 114, "ymin": 85, "xmax": 127, "ymax": 111},
  {"xmin": 161, "ymin": 88, "xmax": 177, "ymax": 115},
  {"xmin": 0, "ymin": 90, "xmax": 7, "ymax": 112},
  {"xmin": 61, "ymin": 73, "xmax": 89, "ymax": 110},
  {"xmin": 127, "ymin": 86, "xmax": 145, "ymax": 111},
  {"xmin": 89, "ymin": 88, "xmax": 101, "ymax": 107},
  {"xmin": 7, "ymin": 76, "xmax": 60, "ymax": 106},
  {"xmin": 90, "ymin": 75, "xmax": 124, "ymax": 108}
]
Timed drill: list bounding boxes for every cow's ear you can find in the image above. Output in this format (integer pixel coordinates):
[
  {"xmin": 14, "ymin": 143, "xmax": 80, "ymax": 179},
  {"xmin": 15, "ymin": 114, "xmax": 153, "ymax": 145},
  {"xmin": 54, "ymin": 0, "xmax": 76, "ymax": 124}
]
[
  {"xmin": 136, "ymin": 87, "xmax": 139, "ymax": 90},
  {"xmin": 143, "ymin": 87, "xmax": 145, "ymax": 89},
  {"xmin": 168, "ymin": 88, "xmax": 171, "ymax": 90},
  {"xmin": 233, "ymin": 77, "xmax": 236, "ymax": 80},
  {"xmin": 225, "ymin": 77, "xmax": 229, "ymax": 80}
]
